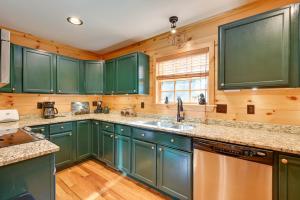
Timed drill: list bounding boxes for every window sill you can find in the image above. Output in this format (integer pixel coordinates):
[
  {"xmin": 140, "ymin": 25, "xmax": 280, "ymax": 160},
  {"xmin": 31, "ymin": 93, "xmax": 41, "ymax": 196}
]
[{"xmin": 155, "ymin": 103, "xmax": 216, "ymax": 112}]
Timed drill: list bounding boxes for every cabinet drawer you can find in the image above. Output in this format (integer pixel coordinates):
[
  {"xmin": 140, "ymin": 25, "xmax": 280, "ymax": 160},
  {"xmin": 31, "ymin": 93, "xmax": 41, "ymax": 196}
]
[
  {"xmin": 31, "ymin": 125, "xmax": 49, "ymax": 139},
  {"xmin": 101, "ymin": 122, "xmax": 114, "ymax": 132},
  {"xmin": 132, "ymin": 128, "xmax": 156, "ymax": 143},
  {"xmin": 158, "ymin": 133, "xmax": 192, "ymax": 152},
  {"xmin": 115, "ymin": 125, "xmax": 131, "ymax": 136},
  {"xmin": 50, "ymin": 122, "xmax": 72, "ymax": 134}
]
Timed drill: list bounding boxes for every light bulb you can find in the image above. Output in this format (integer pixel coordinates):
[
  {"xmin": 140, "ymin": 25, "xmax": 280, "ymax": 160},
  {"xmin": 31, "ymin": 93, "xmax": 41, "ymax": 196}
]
[
  {"xmin": 67, "ymin": 17, "xmax": 83, "ymax": 25},
  {"xmin": 171, "ymin": 28, "xmax": 177, "ymax": 34}
]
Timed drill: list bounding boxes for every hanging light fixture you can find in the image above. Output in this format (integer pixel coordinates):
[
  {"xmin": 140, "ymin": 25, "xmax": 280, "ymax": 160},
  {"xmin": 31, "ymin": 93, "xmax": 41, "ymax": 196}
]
[{"xmin": 169, "ymin": 16, "xmax": 178, "ymax": 34}]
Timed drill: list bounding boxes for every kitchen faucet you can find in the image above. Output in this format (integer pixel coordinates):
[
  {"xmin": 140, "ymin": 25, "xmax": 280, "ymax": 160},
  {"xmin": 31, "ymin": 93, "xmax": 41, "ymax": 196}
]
[{"xmin": 177, "ymin": 97, "xmax": 184, "ymax": 122}]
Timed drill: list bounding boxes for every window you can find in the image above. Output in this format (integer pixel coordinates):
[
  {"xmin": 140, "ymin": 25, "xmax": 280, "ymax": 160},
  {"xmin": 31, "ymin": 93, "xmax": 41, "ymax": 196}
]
[{"xmin": 156, "ymin": 48, "xmax": 210, "ymax": 104}]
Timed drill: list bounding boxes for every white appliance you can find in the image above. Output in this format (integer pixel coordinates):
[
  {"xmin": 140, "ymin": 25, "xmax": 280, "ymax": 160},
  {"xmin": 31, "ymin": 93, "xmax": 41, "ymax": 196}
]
[
  {"xmin": 193, "ymin": 138, "xmax": 273, "ymax": 200},
  {"xmin": 0, "ymin": 29, "xmax": 10, "ymax": 88},
  {"xmin": 0, "ymin": 109, "xmax": 19, "ymax": 123}
]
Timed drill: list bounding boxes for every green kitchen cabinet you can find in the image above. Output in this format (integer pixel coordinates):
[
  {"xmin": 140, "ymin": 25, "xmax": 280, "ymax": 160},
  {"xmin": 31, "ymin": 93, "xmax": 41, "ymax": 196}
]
[
  {"xmin": 30, "ymin": 125, "xmax": 49, "ymax": 139},
  {"xmin": 0, "ymin": 154, "xmax": 55, "ymax": 200},
  {"xmin": 102, "ymin": 131, "xmax": 114, "ymax": 166},
  {"xmin": 104, "ymin": 59, "xmax": 116, "ymax": 94},
  {"xmin": 85, "ymin": 61, "xmax": 104, "ymax": 94},
  {"xmin": 218, "ymin": 4, "xmax": 299, "ymax": 90},
  {"xmin": 76, "ymin": 120, "xmax": 91, "ymax": 161},
  {"xmin": 50, "ymin": 131, "xmax": 73, "ymax": 168},
  {"xmin": 279, "ymin": 155, "xmax": 300, "ymax": 200},
  {"xmin": 23, "ymin": 48, "xmax": 55, "ymax": 93},
  {"xmin": 115, "ymin": 135, "xmax": 131, "ymax": 173},
  {"xmin": 157, "ymin": 146, "xmax": 192, "ymax": 200},
  {"xmin": 132, "ymin": 139, "xmax": 157, "ymax": 186},
  {"xmin": 0, "ymin": 44, "xmax": 22, "ymax": 93},
  {"xmin": 91, "ymin": 121, "xmax": 102, "ymax": 158},
  {"xmin": 56, "ymin": 56, "xmax": 80, "ymax": 94}
]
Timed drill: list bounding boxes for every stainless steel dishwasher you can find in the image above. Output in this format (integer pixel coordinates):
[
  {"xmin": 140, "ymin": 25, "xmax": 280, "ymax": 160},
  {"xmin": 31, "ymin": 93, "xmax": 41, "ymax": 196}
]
[{"xmin": 193, "ymin": 138, "xmax": 273, "ymax": 200}]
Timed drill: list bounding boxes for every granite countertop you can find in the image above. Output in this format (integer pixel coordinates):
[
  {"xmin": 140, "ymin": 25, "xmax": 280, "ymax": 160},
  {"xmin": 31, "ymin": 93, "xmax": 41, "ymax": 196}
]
[{"xmin": 0, "ymin": 113, "xmax": 299, "ymax": 165}]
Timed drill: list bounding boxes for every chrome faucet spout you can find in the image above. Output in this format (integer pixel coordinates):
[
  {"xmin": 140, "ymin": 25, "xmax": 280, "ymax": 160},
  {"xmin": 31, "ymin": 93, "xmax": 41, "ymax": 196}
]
[{"xmin": 177, "ymin": 97, "xmax": 184, "ymax": 122}]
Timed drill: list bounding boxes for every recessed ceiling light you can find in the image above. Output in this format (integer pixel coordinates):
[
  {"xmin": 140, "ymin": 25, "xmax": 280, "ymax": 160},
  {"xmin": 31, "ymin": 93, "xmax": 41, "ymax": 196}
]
[{"xmin": 67, "ymin": 17, "xmax": 83, "ymax": 25}]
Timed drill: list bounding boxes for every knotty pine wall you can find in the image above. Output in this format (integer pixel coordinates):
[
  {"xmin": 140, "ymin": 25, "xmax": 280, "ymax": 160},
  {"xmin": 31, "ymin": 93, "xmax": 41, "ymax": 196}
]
[
  {"xmin": 0, "ymin": 27, "xmax": 101, "ymax": 116},
  {"xmin": 102, "ymin": 0, "xmax": 300, "ymax": 125}
]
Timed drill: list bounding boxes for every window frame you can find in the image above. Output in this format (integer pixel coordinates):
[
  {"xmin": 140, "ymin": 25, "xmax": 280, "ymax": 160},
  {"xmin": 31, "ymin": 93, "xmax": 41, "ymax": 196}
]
[{"xmin": 155, "ymin": 41, "xmax": 215, "ymax": 106}]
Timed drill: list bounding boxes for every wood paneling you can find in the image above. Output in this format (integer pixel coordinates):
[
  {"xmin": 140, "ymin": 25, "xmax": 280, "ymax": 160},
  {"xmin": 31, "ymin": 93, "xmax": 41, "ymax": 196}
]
[
  {"xmin": 0, "ymin": 93, "xmax": 100, "ymax": 116},
  {"xmin": 102, "ymin": 0, "xmax": 300, "ymax": 125},
  {"xmin": 56, "ymin": 160, "xmax": 170, "ymax": 200}
]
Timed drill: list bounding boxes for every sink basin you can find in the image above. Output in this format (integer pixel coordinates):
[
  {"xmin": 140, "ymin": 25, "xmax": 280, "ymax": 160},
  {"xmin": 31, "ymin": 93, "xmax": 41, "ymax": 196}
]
[{"xmin": 138, "ymin": 121, "xmax": 195, "ymax": 131}]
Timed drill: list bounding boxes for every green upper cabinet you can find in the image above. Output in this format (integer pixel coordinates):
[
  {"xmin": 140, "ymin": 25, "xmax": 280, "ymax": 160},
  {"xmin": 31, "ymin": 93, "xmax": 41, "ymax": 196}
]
[
  {"xmin": 115, "ymin": 135, "xmax": 131, "ymax": 174},
  {"xmin": 218, "ymin": 4, "xmax": 299, "ymax": 90},
  {"xmin": 85, "ymin": 61, "xmax": 104, "ymax": 94},
  {"xmin": 132, "ymin": 139, "xmax": 157, "ymax": 187},
  {"xmin": 57, "ymin": 56, "xmax": 80, "ymax": 94},
  {"xmin": 0, "ymin": 44, "xmax": 22, "ymax": 93},
  {"xmin": 279, "ymin": 155, "xmax": 300, "ymax": 200},
  {"xmin": 104, "ymin": 52, "xmax": 149, "ymax": 95},
  {"xmin": 76, "ymin": 120, "xmax": 91, "ymax": 161},
  {"xmin": 23, "ymin": 48, "xmax": 55, "ymax": 93},
  {"xmin": 104, "ymin": 59, "xmax": 116, "ymax": 94},
  {"xmin": 157, "ymin": 146, "xmax": 192, "ymax": 200}
]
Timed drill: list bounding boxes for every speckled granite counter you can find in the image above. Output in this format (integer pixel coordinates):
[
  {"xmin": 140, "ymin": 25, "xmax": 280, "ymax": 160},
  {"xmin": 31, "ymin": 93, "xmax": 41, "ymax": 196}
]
[
  {"xmin": 0, "ymin": 113, "xmax": 300, "ymax": 158},
  {"xmin": 0, "ymin": 140, "xmax": 59, "ymax": 167}
]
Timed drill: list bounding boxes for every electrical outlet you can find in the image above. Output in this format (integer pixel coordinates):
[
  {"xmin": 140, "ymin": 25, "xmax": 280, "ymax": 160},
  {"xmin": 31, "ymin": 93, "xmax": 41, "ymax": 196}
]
[
  {"xmin": 141, "ymin": 102, "xmax": 145, "ymax": 109},
  {"xmin": 37, "ymin": 102, "xmax": 43, "ymax": 109},
  {"xmin": 247, "ymin": 105, "xmax": 255, "ymax": 114},
  {"xmin": 216, "ymin": 104, "xmax": 227, "ymax": 114},
  {"xmin": 92, "ymin": 101, "xmax": 97, "ymax": 106}
]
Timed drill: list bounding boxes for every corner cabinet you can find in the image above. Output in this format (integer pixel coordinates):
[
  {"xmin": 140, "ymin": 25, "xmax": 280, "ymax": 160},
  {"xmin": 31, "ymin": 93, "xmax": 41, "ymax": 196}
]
[
  {"xmin": 218, "ymin": 4, "xmax": 300, "ymax": 90},
  {"xmin": 56, "ymin": 56, "xmax": 80, "ymax": 94},
  {"xmin": 23, "ymin": 48, "xmax": 55, "ymax": 93},
  {"xmin": 104, "ymin": 52, "xmax": 149, "ymax": 94},
  {"xmin": 85, "ymin": 61, "xmax": 104, "ymax": 94},
  {"xmin": 279, "ymin": 155, "xmax": 300, "ymax": 200}
]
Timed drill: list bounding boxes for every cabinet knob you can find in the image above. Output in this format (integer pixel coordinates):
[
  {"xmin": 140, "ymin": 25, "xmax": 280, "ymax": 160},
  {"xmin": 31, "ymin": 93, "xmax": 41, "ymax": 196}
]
[
  {"xmin": 281, "ymin": 159, "xmax": 288, "ymax": 164},
  {"xmin": 221, "ymin": 83, "xmax": 225, "ymax": 86},
  {"xmin": 106, "ymin": 126, "xmax": 109, "ymax": 128},
  {"xmin": 151, "ymin": 146, "xmax": 155, "ymax": 150},
  {"xmin": 61, "ymin": 126, "xmax": 64, "ymax": 129},
  {"xmin": 120, "ymin": 129, "xmax": 124, "ymax": 132},
  {"xmin": 133, "ymin": 90, "xmax": 136, "ymax": 92},
  {"xmin": 95, "ymin": 122, "xmax": 99, "ymax": 125},
  {"xmin": 12, "ymin": 87, "xmax": 15, "ymax": 91},
  {"xmin": 41, "ymin": 128, "xmax": 45, "ymax": 132},
  {"xmin": 58, "ymin": 90, "xmax": 62, "ymax": 93},
  {"xmin": 115, "ymin": 136, "xmax": 118, "ymax": 139},
  {"xmin": 69, "ymin": 133, "xmax": 72, "ymax": 136},
  {"xmin": 110, "ymin": 135, "xmax": 113, "ymax": 138},
  {"xmin": 159, "ymin": 148, "xmax": 162, "ymax": 151},
  {"xmin": 170, "ymin": 139, "xmax": 174, "ymax": 143},
  {"xmin": 141, "ymin": 133, "xmax": 145, "ymax": 137},
  {"xmin": 50, "ymin": 89, "xmax": 53, "ymax": 92}
]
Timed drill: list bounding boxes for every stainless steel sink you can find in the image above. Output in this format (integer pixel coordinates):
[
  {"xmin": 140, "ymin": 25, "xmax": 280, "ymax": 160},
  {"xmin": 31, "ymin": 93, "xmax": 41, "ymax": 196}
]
[{"xmin": 137, "ymin": 121, "xmax": 195, "ymax": 131}]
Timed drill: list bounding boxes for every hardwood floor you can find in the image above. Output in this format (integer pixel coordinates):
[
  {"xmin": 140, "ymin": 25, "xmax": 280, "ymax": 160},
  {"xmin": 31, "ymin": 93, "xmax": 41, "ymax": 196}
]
[{"xmin": 56, "ymin": 160, "xmax": 170, "ymax": 200}]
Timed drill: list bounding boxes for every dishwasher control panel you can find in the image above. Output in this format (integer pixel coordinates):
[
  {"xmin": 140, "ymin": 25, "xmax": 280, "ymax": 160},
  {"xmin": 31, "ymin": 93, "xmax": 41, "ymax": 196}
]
[{"xmin": 193, "ymin": 138, "xmax": 274, "ymax": 165}]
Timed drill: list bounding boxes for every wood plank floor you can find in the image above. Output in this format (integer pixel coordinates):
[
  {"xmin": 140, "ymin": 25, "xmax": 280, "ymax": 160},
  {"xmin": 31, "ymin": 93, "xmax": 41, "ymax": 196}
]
[{"xmin": 56, "ymin": 160, "xmax": 170, "ymax": 200}]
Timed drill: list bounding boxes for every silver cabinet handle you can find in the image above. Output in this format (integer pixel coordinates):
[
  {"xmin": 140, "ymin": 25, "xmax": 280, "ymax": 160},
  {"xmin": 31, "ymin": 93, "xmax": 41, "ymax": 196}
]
[
  {"xmin": 159, "ymin": 148, "xmax": 162, "ymax": 151},
  {"xmin": 281, "ymin": 159, "xmax": 288, "ymax": 164},
  {"xmin": 53, "ymin": 167, "xmax": 56, "ymax": 175},
  {"xmin": 12, "ymin": 87, "xmax": 16, "ymax": 91},
  {"xmin": 170, "ymin": 139, "xmax": 174, "ymax": 143},
  {"xmin": 69, "ymin": 133, "xmax": 72, "ymax": 136},
  {"xmin": 151, "ymin": 146, "xmax": 155, "ymax": 150},
  {"xmin": 221, "ymin": 83, "xmax": 225, "ymax": 86},
  {"xmin": 61, "ymin": 126, "xmax": 64, "ymax": 129},
  {"xmin": 115, "ymin": 136, "xmax": 118, "ymax": 139},
  {"xmin": 120, "ymin": 129, "xmax": 124, "ymax": 132},
  {"xmin": 141, "ymin": 133, "xmax": 145, "ymax": 137},
  {"xmin": 50, "ymin": 89, "xmax": 53, "ymax": 92},
  {"xmin": 95, "ymin": 122, "xmax": 99, "ymax": 125},
  {"xmin": 106, "ymin": 126, "xmax": 109, "ymax": 128},
  {"xmin": 110, "ymin": 135, "xmax": 113, "ymax": 138},
  {"xmin": 58, "ymin": 90, "xmax": 62, "ymax": 93},
  {"xmin": 41, "ymin": 128, "xmax": 45, "ymax": 132},
  {"xmin": 133, "ymin": 90, "xmax": 136, "ymax": 92}
]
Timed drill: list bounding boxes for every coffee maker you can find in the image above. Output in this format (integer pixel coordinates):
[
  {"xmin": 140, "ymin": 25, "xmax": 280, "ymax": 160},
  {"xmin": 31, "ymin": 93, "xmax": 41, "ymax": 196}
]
[{"xmin": 42, "ymin": 102, "xmax": 58, "ymax": 119}]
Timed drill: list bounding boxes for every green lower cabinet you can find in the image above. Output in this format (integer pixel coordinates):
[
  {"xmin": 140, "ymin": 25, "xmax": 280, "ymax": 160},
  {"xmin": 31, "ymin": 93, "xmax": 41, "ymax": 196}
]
[
  {"xmin": 279, "ymin": 155, "xmax": 300, "ymax": 200},
  {"xmin": 30, "ymin": 125, "xmax": 49, "ymax": 139},
  {"xmin": 115, "ymin": 135, "xmax": 131, "ymax": 173},
  {"xmin": 102, "ymin": 131, "xmax": 114, "ymax": 166},
  {"xmin": 132, "ymin": 139, "xmax": 157, "ymax": 186},
  {"xmin": 0, "ymin": 154, "xmax": 55, "ymax": 200},
  {"xmin": 157, "ymin": 146, "xmax": 192, "ymax": 200},
  {"xmin": 76, "ymin": 120, "xmax": 91, "ymax": 161},
  {"xmin": 91, "ymin": 121, "xmax": 100, "ymax": 157},
  {"xmin": 50, "ymin": 131, "xmax": 73, "ymax": 168}
]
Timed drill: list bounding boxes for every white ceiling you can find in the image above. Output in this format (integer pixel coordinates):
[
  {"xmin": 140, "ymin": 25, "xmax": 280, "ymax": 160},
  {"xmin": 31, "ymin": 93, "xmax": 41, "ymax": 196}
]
[{"xmin": 0, "ymin": 0, "xmax": 253, "ymax": 53}]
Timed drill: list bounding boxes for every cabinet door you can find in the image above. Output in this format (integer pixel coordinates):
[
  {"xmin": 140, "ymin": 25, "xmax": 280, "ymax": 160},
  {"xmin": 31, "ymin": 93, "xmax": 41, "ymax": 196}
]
[
  {"xmin": 115, "ymin": 53, "xmax": 138, "ymax": 94},
  {"xmin": 157, "ymin": 146, "xmax": 192, "ymax": 200},
  {"xmin": 31, "ymin": 125, "xmax": 49, "ymax": 139},
  {"xmin": 279, "ymin": 155, "xmax": 300, "ymax": 200},
  {"xmin": 23, "ymin": 48, "xmax": 55, "ymax": 93},
  {"xmin": 85, "ymin": 61, "xmax": 104, "ymax": 94},
  {"xmin": 219, "ymin": 6, "xmax": 292, "ymax": 89},
  {"xmin": 0, "ymin": 44, "xmax": 22, "ymax": 93},
  {"xmin": 76, "ymin": 120, "xmax": 91, "ymax": 161},
  {"xmin": 57, "ymin": 56, "xmax": 80, "ymax": 94},
  {"xmin": 104, "ymin": 59, "xmax": 116, "ymax": 94},
  {"xmin": 91, "ymin": 121, "xmax": 100, "ymax": 157},
  {"xmin": 50, "ymin": 131, "xmax": 73, "ymax": 168},
  {"xmin": 115, "ymin": 135, "xmax": 131, "ymax": 173},
  {"xmin": 102, "ymin": 131, "xmax": 114, "ymax": 166},
  {"xmin": 132, "ymin": 139, "xmax": 156, "ymax": 186}
]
